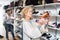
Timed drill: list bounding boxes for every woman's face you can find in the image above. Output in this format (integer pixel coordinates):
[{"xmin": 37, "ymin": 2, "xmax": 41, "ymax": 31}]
[{"xmin": 25, "ymin": 8, "xmax": 33, "ymax": 18}]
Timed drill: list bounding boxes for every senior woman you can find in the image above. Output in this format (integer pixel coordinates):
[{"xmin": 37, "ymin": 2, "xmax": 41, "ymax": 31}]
[{"xmin": 21, "ymin": 6, "xmax": 42, "ymax": 40}]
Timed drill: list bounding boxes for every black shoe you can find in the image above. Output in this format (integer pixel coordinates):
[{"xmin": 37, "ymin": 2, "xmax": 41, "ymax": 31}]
[
  {"xmin": 42, "ymin": 33, "xmax": 52, "ymax": 39},
  {"xmin": 0, "ymin": 35, "xmax": 4, "ymax": 38}
]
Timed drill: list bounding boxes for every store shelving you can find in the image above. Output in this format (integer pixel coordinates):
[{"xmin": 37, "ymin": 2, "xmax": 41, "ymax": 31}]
[
  {"xmin": 13, "ymin": 1, "xmax": 60, "ymax": 40},
  {"xmin": 32, "ymin": 3, "xmax": 60, "ymax": 40}
]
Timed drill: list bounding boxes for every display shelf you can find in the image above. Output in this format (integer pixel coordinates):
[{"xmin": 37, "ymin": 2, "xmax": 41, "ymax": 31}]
[
  {"xmin": 21, "ymin": 3, "xmax": 60, "ymax": 8},
  {"xmin": 51, "ymin": 15, "xmax": 60, "ymax": 17},
  {"xmin": 34, "ymin": 3, "xmax": 60, "ymax": 17},
  {"xmin": 14, "ymin": 3, "xmax": 60, "ymax": 9},
  {"xmin": 14, "ymin": 3, "xmax": 60, "ymax": 25},
  {"xmin": 34, "ymin": 3, "xmax": 60, "ymax": 8},
  {"xmin": 45, "ymin": 3, "xmax": 60, "ymax": 6},
  {"xmin": 48, "ymin": 27, "xmax": 60, "ymax": 31},
  {"xmin": 6, "ymin": 3, "xmax": 60, "ymax": 12},
  {"xmin": 14, "ymin": 6, "xmax": 23, "ymax": 9}
]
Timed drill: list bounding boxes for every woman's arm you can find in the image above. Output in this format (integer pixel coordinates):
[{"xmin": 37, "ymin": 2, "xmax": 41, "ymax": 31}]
[
  {"xmin": 40, "ymin": 24, "xmax": 48, "ymax": 34},
  {"xmin": 23, "ymin": 22, "xmax": 42, "ymax": 38}
]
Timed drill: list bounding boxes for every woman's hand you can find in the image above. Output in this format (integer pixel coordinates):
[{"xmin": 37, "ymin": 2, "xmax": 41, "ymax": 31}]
[{"xmin": 40, "ymin": 24, "xmax": 48, "ymax": 34}]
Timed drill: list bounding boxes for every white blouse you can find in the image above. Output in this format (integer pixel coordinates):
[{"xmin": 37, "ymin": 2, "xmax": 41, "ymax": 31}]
[{"xmin": 23, "ymin": 19, "xmax": 41, "ymax": 40}]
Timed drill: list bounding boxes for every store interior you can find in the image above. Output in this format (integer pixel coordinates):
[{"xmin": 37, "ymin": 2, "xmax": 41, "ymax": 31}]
[{"xmin": 0, "ymin": 0, "xmax": 60, "ymax": 40}]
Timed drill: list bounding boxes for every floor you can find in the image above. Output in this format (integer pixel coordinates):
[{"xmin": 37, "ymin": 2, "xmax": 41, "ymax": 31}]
[{"xmin": 0, "ymin": 32, "xmax": 21, "ymax": 40}]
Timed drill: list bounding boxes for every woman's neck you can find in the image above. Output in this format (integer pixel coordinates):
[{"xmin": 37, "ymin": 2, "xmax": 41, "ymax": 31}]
[{"xmin": 25, "ymin": 16, "xmax": 30, "ymax": 21}]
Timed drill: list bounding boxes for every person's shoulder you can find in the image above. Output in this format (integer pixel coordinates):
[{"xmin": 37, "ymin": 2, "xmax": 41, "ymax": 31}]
[{"xmin": 21, "ymin": 18, "xmax": 27, "ymax": 24}]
